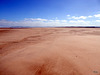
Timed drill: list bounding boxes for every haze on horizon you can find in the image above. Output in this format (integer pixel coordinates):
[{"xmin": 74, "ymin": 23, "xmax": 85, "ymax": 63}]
[{"xmin": 0, "ymin": 0, "xmax": 100, "ymax": 27}]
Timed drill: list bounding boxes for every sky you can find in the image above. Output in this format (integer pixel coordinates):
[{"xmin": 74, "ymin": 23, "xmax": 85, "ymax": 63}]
[{"xmin": 0, "ymin": 0, "xmax": 100, "ymax": 27}]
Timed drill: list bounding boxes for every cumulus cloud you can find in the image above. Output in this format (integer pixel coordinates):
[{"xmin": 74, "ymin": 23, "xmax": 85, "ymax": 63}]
[
  {"xmin": 0, "ymin": 19, "xmax": 17, "ymax": 27},
  {"xmin": 70, "ymin": 14, "xmax": 100, "ymax": 19},
  {"xmin": 0, "ymin": 18, "xmax": 99, "ymax": 27},
  {"xmin": 0, "ymin": 19, "xmax": 68, "ymax": 27},
  {"xmin": 55, "ymin": 20, "xmax": 60, "ymax": 22},
  {"xmin": 67, "ymin": 15, "xmax": 70, "ymax": 17},
  {"xmin": 24, "ymin": 18, "xmax": 48, "ymax": 21},
  {"xmin": 61, "ymin": 20, "xmax": 67, "ymax": 23},
  {"xmin": 69, "ymin": 20, "xmax": 90, "ymax": 24},
  {"xmin": 68, "ymin": 14, "xmax": 96, "ymax": 20},
  {"xmin": 1, "ymin": 13, "xmax": 100, "ymax": 27},
  {"xmin": 96, "ymin": 20, "xmax": 100, "ymax": 22},
  {"xmin": 94, "ymin": 14, "xmax": 100, "ymax": 18},
  {"xmin": 71, "ymin": 16, "xmax": 87, "ymax": 19},
  {"xmin": 49, "ymin": 20, "xmax": 54, "ymax": 22},
  {"xmin": 88, "ymin": 16, "xmax": 93, "ymax": 18}
]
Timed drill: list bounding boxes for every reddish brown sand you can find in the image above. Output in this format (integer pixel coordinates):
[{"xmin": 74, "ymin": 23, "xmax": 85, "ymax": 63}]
[{"xmin": 0, "ymin": 28, "xmax": 100, "ymax": 75}]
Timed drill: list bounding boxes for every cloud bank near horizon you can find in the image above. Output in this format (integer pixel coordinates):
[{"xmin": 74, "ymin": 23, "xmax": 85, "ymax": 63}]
[{"xmin": 0, "ymin": 13, "xmax": 100, "ymax": 27}]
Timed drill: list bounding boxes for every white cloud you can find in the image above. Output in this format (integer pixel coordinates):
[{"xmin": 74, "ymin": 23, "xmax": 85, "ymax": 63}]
[
  {"xmin": 68, "ymin": 15, "xmax": 94, "ymax": 20},
  {"xmin": 71, "ymin": 16, "xmax": 87, "ymax": 19},
  {"xmin": 61, "ymin": 20, "xmax": 67, "ymax": 23},
  {"xmin": 24, "ymin": 18, "xmax": 48, "ymax": 21},
  {"xmin": 79, "ymin": 16, "xmax": 87, "ymax": 19},
  {"xmin": 1, "ymin": 13, "xmax": 100, "ymax": 27},
  {"xmin": 69, "ymin": 20, "xmax": 76, "ymax": 23},
  {"xmin": 0, "ymin": 19, "xmax": 68, "ymax": 27},
  {"xmin": 67, "ymin": 15, "xmax": 70, "ymax": 17},
  {"xmin": 49, "ymin": 20, "xmax": 54, "ymax": 22},
  {"xmin": 94, "ymin": 14, "xmax": 100, "ymax": 18},
  {"xmin": 55, "ymin": 20, "xmax": 60, "ymax": 22},
  {"xmin": 96, "ymin": 20, "xmax": 100, "ymax": 22},
  {"xmin": 88, "ymin": 16, "xmax": 93, "ymax": 18},
  {"xmin": 69, "ymin": 20, "xmax": 90, "ymax": 25},
  {"xmin": 48, "ymin": 20, "xmax": 67, "ymax": 23},
  {"xmin": 55, "ymin": 17, "xmax": 58, "ymax": 20},
  {"xmin": 0, "ymin": 19, "xmax": 16, "ymax": 26},
  {"xmin": 0, "ymin": 18, "xmax": 98, "ymax": 27}
]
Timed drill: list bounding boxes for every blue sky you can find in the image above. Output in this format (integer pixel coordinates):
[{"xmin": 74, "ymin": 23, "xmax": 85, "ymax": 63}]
[{"xmin": 0, "ymin": 0, "xmax": 100, "ymax": 27}]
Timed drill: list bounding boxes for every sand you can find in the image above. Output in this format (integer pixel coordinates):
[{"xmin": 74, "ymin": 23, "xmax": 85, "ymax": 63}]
[{"xmin": 0, "ymin": 28, "xmax": 100, "ymax": 75}]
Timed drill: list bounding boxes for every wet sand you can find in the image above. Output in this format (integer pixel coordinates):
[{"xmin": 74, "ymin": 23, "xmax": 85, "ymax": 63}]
[{"xmin": 0, "ymin": 28, "xmax": 100, "ymax": 75}]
